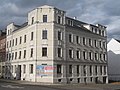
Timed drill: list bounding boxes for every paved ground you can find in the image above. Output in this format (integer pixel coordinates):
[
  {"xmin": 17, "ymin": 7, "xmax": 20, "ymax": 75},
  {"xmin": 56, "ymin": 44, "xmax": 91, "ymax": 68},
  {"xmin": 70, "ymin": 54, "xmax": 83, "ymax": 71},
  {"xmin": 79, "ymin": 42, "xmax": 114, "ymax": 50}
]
[{"xmin": 0, "ymin": 79, "xmax": 120, "ymax": 90}]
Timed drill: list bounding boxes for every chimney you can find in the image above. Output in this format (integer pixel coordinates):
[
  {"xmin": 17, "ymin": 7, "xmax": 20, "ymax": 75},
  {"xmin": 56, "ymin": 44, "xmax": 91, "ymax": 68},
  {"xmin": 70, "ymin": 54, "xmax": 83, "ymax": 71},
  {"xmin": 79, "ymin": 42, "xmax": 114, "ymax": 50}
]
[{"xmin": 73, "ymin": 16, "xmax": 77, "ymax": 20}]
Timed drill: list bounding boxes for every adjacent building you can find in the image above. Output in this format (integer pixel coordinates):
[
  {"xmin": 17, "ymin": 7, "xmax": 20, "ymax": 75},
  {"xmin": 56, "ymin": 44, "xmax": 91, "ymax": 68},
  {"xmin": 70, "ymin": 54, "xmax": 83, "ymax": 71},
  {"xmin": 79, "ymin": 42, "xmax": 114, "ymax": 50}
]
[
  {"xmin": 0, "ymin": 30, "xmax": 6, "ymax": 78},
  {"xmin": 107, "ymin": 38, "xmax": 120, "ymax": 81},
  {"xmin": 5, "ymin": 5, "xmax": 108, "ymax": 84}
]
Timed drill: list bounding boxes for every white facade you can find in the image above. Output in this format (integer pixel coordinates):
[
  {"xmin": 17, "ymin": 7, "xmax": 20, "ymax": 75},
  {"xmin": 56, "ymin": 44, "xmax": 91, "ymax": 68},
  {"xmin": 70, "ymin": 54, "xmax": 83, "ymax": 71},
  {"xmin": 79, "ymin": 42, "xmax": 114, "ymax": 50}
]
[
  {"xmin": 107, "ymin": 38, "xmax": 120, "ymax": 81},
  {"xmin": 4, "ymin": 5, "xmax": 108, "ymax": 84}
]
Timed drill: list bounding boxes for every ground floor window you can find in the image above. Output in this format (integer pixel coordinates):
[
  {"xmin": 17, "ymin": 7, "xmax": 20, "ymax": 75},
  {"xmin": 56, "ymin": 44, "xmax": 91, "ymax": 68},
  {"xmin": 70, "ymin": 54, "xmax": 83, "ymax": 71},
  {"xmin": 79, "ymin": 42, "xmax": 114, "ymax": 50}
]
[
  {"xmin": 23, "ymin": 65, "xmax": 26, "ymax": 74},
  {"xmin": 30, "ymin": 64, "xmax": 33, "ymax": 74},
  {"xmin": 57, "ymin": 64, "xmax": 62, "ymax": 74}
]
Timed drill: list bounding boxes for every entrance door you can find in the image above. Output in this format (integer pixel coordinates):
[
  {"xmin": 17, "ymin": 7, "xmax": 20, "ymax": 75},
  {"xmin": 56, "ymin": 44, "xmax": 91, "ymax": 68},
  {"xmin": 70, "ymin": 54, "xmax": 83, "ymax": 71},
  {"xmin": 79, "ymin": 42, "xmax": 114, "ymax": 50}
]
[
  {"xmin": 78, "ymin": 78, "xmax": 80, "ymax": 83},
  {"xmin": 16, "ymin": 65, "xmax": 21, "ymax": 80},
  {"xmin": 103, "ymin": 77, "xmax": 106, "ymax": 83}
]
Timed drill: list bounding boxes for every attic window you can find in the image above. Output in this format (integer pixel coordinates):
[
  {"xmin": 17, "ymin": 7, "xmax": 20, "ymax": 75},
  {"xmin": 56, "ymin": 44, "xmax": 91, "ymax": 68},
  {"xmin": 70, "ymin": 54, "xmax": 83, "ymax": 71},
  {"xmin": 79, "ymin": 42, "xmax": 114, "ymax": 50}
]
[
  {"xmin": 67, "ymin": 20, "xmax": 73, "ymax": 26},
  {"xmin": 31, "ymin": 17, "xmax": 34, "ymax": 24},
  {"xmin": 58, "ymin": 16, "xmax": 61, "ymax": 24}
]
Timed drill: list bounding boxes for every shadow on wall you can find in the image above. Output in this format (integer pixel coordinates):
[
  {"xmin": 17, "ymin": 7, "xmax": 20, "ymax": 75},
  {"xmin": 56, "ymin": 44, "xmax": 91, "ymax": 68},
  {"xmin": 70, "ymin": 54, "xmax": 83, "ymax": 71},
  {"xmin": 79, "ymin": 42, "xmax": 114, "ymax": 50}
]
[{"xmin": 108, "ymin": 50, "xmax": 120, "ymax": 81}]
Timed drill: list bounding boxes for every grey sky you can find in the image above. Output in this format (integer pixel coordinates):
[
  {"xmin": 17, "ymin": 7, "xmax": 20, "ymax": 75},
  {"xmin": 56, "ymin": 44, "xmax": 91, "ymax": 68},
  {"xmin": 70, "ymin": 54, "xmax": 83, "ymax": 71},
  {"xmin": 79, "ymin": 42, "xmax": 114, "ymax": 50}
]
[{"xmin": 0, "ymin": 0, "xmax": 120, "ymax": 39}]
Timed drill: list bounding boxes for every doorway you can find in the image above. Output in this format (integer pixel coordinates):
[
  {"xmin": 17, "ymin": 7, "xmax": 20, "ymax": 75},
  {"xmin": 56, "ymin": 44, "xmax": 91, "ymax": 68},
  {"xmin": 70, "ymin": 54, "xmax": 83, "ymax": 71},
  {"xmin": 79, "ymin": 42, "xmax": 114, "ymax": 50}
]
[
  {"xmin": 16, "ymin": 65, "xmax": 21, "ymax": 80},
  {"xmin": 103, "ymin": 77, "xmax": 106, "ymax": 83}
]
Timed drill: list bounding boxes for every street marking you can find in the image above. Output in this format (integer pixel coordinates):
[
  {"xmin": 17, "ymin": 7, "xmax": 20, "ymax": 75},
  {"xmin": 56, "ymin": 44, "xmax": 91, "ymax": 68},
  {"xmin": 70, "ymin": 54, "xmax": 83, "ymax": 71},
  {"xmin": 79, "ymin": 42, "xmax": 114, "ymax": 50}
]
[{"xmin": 1, "ymin": 85, "xmax": 24, "ymax": 89}]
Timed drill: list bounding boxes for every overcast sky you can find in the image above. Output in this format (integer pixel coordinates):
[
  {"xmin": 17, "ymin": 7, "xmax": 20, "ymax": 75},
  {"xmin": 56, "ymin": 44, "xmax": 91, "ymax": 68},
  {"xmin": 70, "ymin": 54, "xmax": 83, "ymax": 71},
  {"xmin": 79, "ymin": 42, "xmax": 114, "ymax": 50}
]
[{"xmin": 0, "ymin": 0, "xmax": 120, "ymax": 40}]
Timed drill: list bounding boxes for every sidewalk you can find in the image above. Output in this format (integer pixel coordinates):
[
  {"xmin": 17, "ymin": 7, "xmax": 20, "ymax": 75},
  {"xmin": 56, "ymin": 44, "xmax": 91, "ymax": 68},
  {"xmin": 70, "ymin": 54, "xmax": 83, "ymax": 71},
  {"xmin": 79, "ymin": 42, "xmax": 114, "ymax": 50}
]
[{"xmin": 0, "ymin": 78, "xmax": 55, "ymax": 85}]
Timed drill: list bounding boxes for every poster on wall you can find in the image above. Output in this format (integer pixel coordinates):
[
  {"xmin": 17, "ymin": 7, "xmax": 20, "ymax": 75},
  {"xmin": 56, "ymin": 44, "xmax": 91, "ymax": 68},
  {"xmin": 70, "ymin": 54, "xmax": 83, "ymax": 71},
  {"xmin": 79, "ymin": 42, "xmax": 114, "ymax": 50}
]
[{"xmin": 36, "ymin": 65, "xmax": 55, "ymax": 77}]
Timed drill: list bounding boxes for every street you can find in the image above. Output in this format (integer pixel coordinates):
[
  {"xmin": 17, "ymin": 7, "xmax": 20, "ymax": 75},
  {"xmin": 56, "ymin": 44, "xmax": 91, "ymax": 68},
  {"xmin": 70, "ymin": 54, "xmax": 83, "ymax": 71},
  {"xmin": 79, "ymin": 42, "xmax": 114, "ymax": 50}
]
[{"xmin": 0, "ymin": 80, "xmax": 120, "ymax": 90}]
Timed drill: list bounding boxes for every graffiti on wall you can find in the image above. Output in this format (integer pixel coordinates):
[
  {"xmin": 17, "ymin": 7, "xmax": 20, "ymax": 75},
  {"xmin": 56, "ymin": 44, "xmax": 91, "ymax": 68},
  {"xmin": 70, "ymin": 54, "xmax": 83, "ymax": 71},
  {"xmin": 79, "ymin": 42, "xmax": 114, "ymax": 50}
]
[{"xmin": 36, "ymin": 65, "xmax": 55, "ymax": 77}]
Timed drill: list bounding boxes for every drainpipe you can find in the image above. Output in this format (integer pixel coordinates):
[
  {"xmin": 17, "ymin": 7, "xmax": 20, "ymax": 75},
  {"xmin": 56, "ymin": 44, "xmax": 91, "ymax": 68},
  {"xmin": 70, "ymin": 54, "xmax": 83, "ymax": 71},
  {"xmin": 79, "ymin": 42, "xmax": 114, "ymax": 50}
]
[{"xmin": 35, "ymin": 8, "xmax": 38, "ymax": 82}]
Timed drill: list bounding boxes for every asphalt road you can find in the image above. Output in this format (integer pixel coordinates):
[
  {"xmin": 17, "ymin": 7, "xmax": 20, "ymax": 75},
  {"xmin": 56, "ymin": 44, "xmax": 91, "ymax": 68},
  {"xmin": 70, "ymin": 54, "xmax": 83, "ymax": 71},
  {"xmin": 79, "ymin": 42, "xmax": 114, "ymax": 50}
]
[{"xmin": 0, "ymin": 80, "xmax": 120, "ymax": 90}]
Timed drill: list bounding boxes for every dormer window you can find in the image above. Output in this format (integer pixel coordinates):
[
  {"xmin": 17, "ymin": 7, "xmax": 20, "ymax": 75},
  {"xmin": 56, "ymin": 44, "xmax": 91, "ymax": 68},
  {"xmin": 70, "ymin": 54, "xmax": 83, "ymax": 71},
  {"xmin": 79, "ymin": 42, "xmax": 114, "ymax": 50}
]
[
  {"xmin": 31, "ymin": 17, "xmax": 34, "ymax": 24},
  {"xmin": 67, "ymin": 19, "xmax": 73, "ymax": 26}
]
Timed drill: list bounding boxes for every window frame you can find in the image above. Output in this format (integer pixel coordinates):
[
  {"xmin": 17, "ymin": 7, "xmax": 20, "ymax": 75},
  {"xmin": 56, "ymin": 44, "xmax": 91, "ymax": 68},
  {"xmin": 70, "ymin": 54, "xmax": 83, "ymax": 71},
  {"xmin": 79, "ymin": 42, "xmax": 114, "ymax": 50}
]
[
  {"xmin": 42, "ymin": 47, "xmax": 47, "ymax": 57},
  {"xmin": 42, "ymin": 30, "xmax": 47, "ymax": 39},
  {"xmin": 57, "ymin": 64, "xmax": 62, "ymax": 74},
  {"xmin": 43, "ymin": 15, "xmax": 47, "ymax": 22}
]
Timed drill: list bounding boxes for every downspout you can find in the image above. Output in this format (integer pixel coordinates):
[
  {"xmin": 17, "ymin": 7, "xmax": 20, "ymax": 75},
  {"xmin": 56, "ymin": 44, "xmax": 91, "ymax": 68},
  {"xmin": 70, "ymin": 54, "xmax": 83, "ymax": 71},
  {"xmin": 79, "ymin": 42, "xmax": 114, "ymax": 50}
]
[{"xmin": 35, "ymin": 8, "xmax": 38, "ymax": 82}]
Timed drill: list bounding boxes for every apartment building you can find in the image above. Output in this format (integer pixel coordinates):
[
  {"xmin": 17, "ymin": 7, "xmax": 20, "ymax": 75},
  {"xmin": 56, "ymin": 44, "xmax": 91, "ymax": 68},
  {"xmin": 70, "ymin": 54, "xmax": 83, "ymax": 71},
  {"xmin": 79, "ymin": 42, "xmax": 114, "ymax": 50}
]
[
  {"xmin": 5, "ymin": 5, "xmax": 108, "ymax": 84},
  {"xmin": 0, "ymin": 30, "xmax": 6, "ymax": 78}
]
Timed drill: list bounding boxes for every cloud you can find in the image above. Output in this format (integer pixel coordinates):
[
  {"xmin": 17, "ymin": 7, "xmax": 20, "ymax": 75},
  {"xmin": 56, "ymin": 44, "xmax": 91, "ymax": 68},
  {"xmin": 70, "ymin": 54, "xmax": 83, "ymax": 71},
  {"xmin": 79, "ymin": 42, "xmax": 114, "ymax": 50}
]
[{"xmin": 0, "ymin": 0, "xmax": 120, "ymax": 40}]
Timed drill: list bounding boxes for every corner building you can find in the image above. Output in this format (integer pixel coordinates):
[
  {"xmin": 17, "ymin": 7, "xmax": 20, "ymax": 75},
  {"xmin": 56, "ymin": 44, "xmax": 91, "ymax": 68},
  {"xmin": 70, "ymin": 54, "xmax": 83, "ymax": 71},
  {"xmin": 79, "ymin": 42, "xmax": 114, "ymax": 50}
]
[{"xmin": 5, "ymin": 5, "xmax": 108, "ymax": 84}]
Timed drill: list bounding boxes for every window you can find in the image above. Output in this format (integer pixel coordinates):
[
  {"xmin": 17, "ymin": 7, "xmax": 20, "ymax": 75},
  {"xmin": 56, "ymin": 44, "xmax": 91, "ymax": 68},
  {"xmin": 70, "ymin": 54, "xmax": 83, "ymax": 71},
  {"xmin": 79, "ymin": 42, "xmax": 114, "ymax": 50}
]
[
  {"xmin": 15, "ymin": 52, "xmax": 17, "ymax": 59},
  {"xmin": 23, "ymin": 50, "xmax": 26, "ymax": 58},
  {"xmin": 20, "ymin": 36, "xmax": 22, "ymax": 44},
  {"xmin": 30, "ymin": 48, "xmax": 33, "ymax": 57},
  {"xmin": 69, "ymin": 34, "xmax": 73, "ymax": 43},
  {"xmin": 76, "ymin": 50, "xmax": 80, "ymax": 59},
  {"xmin": 89, "ymin": 65, "xmax": 92, "ymax": 76},
  {"xmin": 103, "ymin": 54, "xmax": 106, "ymax": 61},
  {"xmin": 58, "ymin": 31, "xmax": 62, "ymax": 40},
  {"xmin": 42, "ymin": 47, "xmax": 47, "ymax": 57},
  {"xmin": 31, "ymin": 32, "xmax": 33, "ymax": 40},
  {"xmin": 12, "ymin": 53, "xmax": 14, "ymax": 60},
  {"xmin": 76, "ymin": 36, "xmax": 79, "ymax": 44},
  {"xmin": 83, "ymin": 51, "xmax": 87, "ymax": 60},
  {"xmin": 7, "ymin": 54, "xmax": 8, "ymax": 59},
  {"xmin": 95, "ymin": 53, "xmax": 98, "ymax": 60},
  {"xmin": 89, "ymin": 39, "xmax": 92, "ymax": 46},
  {"xmin": 57, "ymin": 64, "xmax": 62, "ymax": 74},
  {"xmin": 69, "ymin": 65, "xmax": 72, "ymax": 74},
  {"xmin": 99, "ymin": 30, "xmax": 101, "ymax": 35},
  {"xmin": 104, "ymin": 66, "xmax": 106, "ymax": 75},
  {"xmin": 100, "ymin": 66, "xmax": 102, "ymax": 75},
  {"xmin": 95, "ymin": 66, "xmax": 97, "ymax": 75},
  {"xmin": 30, "ymin": 64, "xmax": 33, "ymax": 74},
  {"xmin": 58, "ymin": 48, "xmax": 62, "ymax": 57},
  {"xmin": 83, "ymin": 37, "xmax": 86, "ymax": 45},
  {"xmin": 67, "ymin": 19, "xmax": 73, "ymax": 26},
  {"xmin": 19, "ymin": 51, "xmax": 21, "ymax": 59},
  {"xmin": 83, "ymin": 65, "xmax": 86, "ymax": 76},
  {"xmin": 95, "ymin": 28, "xmax": 97, "ymax": 33},
  {"xmin": 15, "ymin": 38, "xmax": 17, "ymax": 45},
  {"xmin": 58, "ymin": 16, "xmax": 61, "ymax": 24},
  {"xmin": 10, "ymin": 40, "xmax": 11, "ymax": 47},
  {"xmin": 77, "ymin": 65, "xmax": 79, "ymax": 74},
  {"xmin": 12, "ymin": 39, "xmax": 14, "ymax": 46},
  {"xmin": 94, "ymin": 40, "xmax": 97, "ymax": 47},
  {"xmin": 9, "ymin": 53, "xmax": 11, "ymax": 60},
  {"xmin": 24, "ymin": 35, "xmax": 26, "ymax": 43},
  {"xmin": 31, "ymin": 17, "xmax": 34, "ymax": 24},
  {"xmin": 42, "ymin": 30, "xmax": 47, "ymax": 39},
  {"xmin": 69, "ymin": 49, "xmax": 73, "ymax": 58},
  {"xmin": 43, "ymin": 15, "xmax": 47, "ymax": 22},
  {"xmin": 23, "ymin": 65, "xmax": 26, "ymax": 73},
  {"xmin": 102, "ymin": 31, "xmax": 104, "ymax": 36},
  {"xmin": 8, "ymin": 30, "xmax": 9, "ymax": 35},
  {"xmin": 99, "ymin": 41, "xmax": 102, "ymax": 48},
  {"xmin": 89, "ymin": 52, "xmax": 93, "ymax": 60}
]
